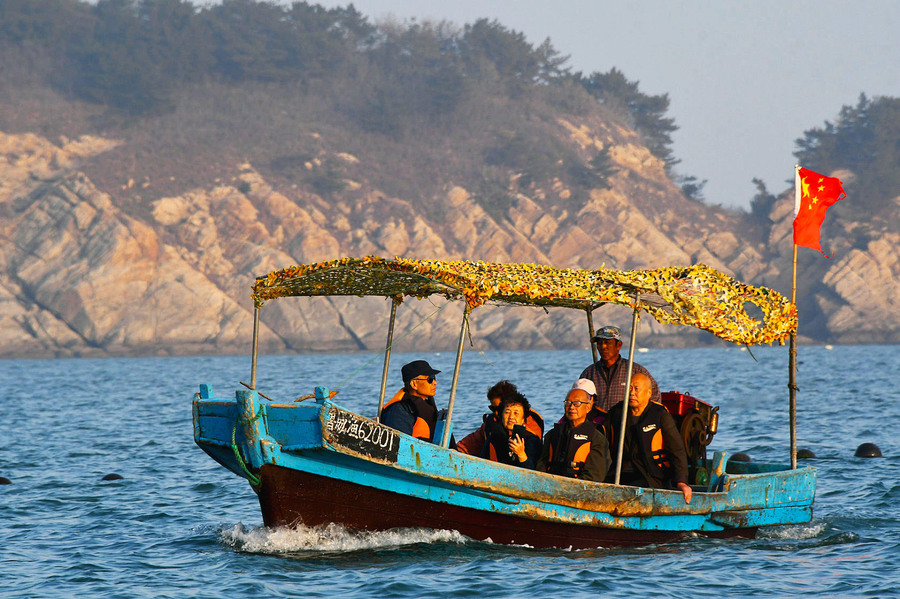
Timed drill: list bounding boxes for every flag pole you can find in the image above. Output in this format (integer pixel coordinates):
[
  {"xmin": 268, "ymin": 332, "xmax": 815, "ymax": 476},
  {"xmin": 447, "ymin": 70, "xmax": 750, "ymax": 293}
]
[
  {"xmin": 789, "ymin": 164, "xmax": 845, "ymax": 469},
  {"xmin": 789, "ymin": 243, "xmax": 798, "ymax": 470},
  {"xmin": 789, "ymin": 165, "xmax": 800, "ymax": 470}
]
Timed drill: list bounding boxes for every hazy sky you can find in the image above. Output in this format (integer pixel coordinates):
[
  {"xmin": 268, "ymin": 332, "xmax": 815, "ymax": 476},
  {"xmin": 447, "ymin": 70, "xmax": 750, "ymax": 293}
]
[{"xmin": 306, "ymin": 0, "xmax": 900, "ymax": 209}]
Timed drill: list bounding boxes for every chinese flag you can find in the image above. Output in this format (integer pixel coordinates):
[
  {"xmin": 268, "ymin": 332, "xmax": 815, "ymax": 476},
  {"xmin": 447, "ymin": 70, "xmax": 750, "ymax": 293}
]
[{"xmin": 793, "ymin": 166, "xmax": 846, "ymax": 255}]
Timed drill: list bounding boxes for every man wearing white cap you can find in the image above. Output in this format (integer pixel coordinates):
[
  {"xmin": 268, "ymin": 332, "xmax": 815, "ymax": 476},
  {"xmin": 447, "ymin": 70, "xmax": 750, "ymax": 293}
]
[
  {"xmin": 580, "ymin": 325, "xmax": 660, "ymax": 412},
  {"xmin": 535, "ymin": 379, "xmax": 610, "ymax": 481}
]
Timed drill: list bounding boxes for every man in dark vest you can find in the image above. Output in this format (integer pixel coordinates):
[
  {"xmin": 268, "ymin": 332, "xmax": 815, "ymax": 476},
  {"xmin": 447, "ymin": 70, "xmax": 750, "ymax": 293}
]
[
  {"xmin": 536, "ymin": 379, "xmax": 610, "ymax": 481},
  {"xmin": 606, "ymin": 372, "xmax": 692, "ymax": 503},
  {"xmin": 380, "ymin": 360, "xmax": 442, "ymax": 442},
  {"xmin": 580, "ymin": 325, "xmax": 661, "ymax": 411}
]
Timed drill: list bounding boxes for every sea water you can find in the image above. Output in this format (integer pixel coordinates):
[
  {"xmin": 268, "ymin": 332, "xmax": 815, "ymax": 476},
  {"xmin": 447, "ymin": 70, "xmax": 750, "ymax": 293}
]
[{"xmin": 1, "ymin": 345, "xmax": 898, "ymax": 598}]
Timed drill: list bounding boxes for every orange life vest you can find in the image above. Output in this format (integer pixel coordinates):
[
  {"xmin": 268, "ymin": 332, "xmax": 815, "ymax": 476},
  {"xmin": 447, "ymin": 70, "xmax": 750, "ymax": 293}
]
[
  {"xmin": 606, "ymin": 401, "xmax": 675, "ymax": 483},
  {"xmin": 545, "ymin": 420, "xmax": 598, "ymax": 479},
  {"xmin": 382, "ymin": 388, "xmax": 436, "ymax": 441},
  {"xmin": 525, "ymin": 409, "xmax": 544, "ymax": 438}
]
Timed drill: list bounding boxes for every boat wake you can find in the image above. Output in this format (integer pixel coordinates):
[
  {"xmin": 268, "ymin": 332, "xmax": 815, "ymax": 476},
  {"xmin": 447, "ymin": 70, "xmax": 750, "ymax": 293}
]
[
  {"xmin": 219, "ymin": 522, "xmax": 470, "ymax": 554},
  {"xmin": 758, "ymin": 522, "xmax": 827, "ymax": 540},
  {"xmin": 755, "ymin": 520, "xmax": 860, "ymax": 549}
]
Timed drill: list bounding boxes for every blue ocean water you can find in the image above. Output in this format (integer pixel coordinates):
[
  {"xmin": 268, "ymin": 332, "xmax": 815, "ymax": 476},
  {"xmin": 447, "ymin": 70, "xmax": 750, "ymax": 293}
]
[{"xmin": 2, "ymin": 345, "xmax": 898, "ymax": 598}]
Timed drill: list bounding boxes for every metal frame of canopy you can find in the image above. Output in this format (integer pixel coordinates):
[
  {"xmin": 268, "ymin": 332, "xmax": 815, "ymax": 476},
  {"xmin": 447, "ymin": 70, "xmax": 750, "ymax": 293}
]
[{"xmin": 245, "ymin": 255, "xmax": 798, "ymax": 476}]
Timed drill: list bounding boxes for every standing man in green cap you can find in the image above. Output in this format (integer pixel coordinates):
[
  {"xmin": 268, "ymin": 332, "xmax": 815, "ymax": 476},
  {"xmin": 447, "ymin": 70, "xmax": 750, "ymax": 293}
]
[{"xmin": 580, "ymin": 325, "xmax": 660, "ymax": 412}]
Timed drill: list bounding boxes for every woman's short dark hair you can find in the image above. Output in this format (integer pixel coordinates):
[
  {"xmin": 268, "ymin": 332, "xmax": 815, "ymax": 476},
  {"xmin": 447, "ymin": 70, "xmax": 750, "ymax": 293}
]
[
  {"xmin": 499, "ymin": 392, "xmax": 531, "ymax": 415},
  {"xmin": 486, "ymin": 379, "xmax": 517, "ymax": 401}
]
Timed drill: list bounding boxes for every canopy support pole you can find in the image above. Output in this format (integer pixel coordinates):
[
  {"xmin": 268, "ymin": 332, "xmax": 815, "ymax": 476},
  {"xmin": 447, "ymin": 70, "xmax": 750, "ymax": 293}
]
[
  {"xmin": 789, "ymin": 243, "xmax": 799, "ymax": 469},
  {"xmin": 586, "ymin": 305, "xmax": 599, "ymax": 364},
  {"xmin": 613, "ymin": 294, "xmax": 641, "ymax": 485},
  {"xmin": 376, "ymin": 297, "xmax": 400, "ymax": 420},
  {"xmin": 250, "ymin": 307, "xmax": 260, "ymax": 390},
  {"xmin": 442, "ymin": 304, "xmax": 470, "ymax": 448}
]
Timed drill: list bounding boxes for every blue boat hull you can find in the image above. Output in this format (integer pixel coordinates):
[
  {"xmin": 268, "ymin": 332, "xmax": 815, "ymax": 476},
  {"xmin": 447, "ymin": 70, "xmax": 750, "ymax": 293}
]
[{"xmin": 193, "ymin": 386, "xmax": 816, "ymax": 549}]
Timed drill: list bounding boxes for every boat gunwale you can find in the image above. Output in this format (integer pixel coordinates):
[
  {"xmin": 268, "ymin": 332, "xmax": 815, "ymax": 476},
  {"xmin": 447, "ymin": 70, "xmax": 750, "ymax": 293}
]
[{"xmin": 315, "ymin": 404, "xmax": 816, "ymax": 517}]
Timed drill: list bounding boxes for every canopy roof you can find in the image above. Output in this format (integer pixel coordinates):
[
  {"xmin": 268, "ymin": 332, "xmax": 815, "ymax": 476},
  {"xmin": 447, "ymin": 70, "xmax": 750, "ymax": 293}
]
[{"xmin": 252, "ymin": 256, "xmax": 797, "ymax": 345}]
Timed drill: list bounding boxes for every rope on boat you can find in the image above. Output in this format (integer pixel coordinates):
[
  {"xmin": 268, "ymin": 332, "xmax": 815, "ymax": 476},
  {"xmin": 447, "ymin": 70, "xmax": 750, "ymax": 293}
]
[
  {"xmin": 328, "ymin": 299, "xmax": 451, "ymax": 392},
  {"xmin": 231, "ymin": 410, "xmax": 262, "ymax": 487},
  {"xmin": 195, "ymin": 390, "xmax": 260, "ymax": 485}
]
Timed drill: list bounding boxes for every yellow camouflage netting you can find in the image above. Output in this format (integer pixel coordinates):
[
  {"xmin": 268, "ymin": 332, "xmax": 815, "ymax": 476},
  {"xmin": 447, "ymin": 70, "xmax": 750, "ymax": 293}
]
[{"xmin": 251, "ymin": 256, "xmax": 797, "ymax": 345}]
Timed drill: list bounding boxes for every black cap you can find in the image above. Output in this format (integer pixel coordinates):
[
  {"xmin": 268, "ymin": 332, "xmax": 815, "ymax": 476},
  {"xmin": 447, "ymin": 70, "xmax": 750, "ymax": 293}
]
[{"xmin": 401, "ymin": 360, "xmax": 441, "ymax": 384}]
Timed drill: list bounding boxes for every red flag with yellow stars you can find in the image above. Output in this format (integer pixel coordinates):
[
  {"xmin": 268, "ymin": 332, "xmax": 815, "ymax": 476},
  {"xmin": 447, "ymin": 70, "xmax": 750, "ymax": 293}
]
[{"xmin": 793, "ymin": 166, "xmax": 846, "ymax": 256}]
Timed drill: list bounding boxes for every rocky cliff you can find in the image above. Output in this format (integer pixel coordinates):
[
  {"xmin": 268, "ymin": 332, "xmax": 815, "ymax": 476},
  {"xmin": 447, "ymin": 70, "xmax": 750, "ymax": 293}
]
[{"xmin": 0, "ymin": 120, "xmax": 889, "ymax": 359}]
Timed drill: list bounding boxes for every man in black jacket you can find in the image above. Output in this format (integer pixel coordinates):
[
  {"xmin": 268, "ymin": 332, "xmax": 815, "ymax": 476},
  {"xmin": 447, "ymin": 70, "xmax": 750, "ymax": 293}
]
[
  {"xmin": 380, "ymin": 360, "xmax": 442, "ymax": 442},
  {"xmin": 606, "ymin": 373, "xmax": 692, "ymax": 503},
  {"xmin": 536, "ymin": 379, "xmax": 609, "ymax": 481}
]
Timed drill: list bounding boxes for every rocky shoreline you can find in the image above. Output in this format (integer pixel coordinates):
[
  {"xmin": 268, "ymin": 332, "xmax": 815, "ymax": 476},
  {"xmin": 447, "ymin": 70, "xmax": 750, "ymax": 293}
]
[{"xmin": 1, "ymin": 128, "xmax": 892, "ymax": 359}]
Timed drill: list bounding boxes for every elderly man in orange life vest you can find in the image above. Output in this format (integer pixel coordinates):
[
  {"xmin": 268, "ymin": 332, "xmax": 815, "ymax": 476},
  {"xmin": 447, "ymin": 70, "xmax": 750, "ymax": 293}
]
[
  {"xmin": 580, "ymin": 325, "xmax": 660, "ymax": 412},
  {"xmin": 536, "ymin": 379, "xmax": 610, "ymax": 481},
  {"xmin": 606, "ymin": 372, "xmax": 692, "ymax": 503},
  {"xmin": 380, "ymin": 360, "xmax": 443, "ymax": 442}
]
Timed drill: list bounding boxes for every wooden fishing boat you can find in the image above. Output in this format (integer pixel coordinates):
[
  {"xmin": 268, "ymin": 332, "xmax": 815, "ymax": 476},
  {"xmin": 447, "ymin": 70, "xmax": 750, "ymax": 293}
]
[{"xmin": 193, "ymin": 256, "xmax": 816, "ymax": 549}]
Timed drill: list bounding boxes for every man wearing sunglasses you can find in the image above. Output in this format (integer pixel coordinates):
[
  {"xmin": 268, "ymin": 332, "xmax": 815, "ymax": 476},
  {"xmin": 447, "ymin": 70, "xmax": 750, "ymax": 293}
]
[
  {"xmin": 380, "ymin": 359, "xmax": 443, "ymax": 442},
  {"xmin": 536, "ymin": 379, "xmax": 610, "ymax": 481}
]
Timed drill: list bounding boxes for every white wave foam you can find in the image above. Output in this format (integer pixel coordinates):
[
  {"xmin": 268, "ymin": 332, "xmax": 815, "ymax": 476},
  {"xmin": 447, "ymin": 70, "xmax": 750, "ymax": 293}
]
[
  {"xmin": 220, "ymin": 522, "xmax": 469, "ymax": 554},
  {"xmin": 758, "ymin": 522, "xmax": 826, "ymax": 540}
]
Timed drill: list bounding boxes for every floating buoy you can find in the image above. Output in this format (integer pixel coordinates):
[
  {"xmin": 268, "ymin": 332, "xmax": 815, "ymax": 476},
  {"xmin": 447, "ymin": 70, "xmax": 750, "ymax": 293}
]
[
  {"xmin": 728, "ymin": 452, "xmax": 751, "ymax": 463},
  {"xmin": 854, "ymin": 443, "xmax": 882, "ymax": 458},
  {"xmin": 797, "ymin": 448, "xmax": 816, "ymax": 459},
  {"xmin": 0, "ymin": 476, "xmax": 11, "ymax": 485},
  {"xmin": 102, "ymin": 473, "xmax": 124, "ymax": 481}
]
